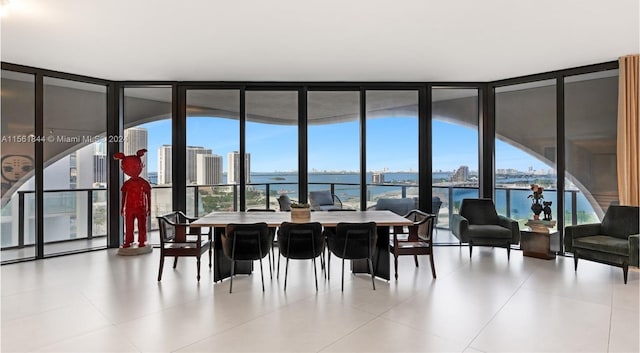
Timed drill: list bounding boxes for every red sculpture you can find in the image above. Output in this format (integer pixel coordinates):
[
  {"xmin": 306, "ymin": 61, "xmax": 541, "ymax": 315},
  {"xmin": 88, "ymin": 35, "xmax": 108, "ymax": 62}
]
[{"xmin": 114, "ymin": 149, "xmax": 151, "ymax": 248}]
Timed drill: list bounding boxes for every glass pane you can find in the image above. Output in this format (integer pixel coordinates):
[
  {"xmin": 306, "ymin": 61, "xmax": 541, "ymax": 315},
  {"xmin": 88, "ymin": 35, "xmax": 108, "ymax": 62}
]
[
  {"xmin": 432, "ymin": 87, "xmax": 479, "ymax": 243},
  {"xmin": 43, "ymin": 77, "xmax": 107, "ymax": 255},
  {"xmin": 124, "ymin": 86, "xmax": 173, "ymax": 245},
  {"xmin": 366, "ymin": 90, "xmax": 418, "ymax": 209},
  {"xmin": 495, "ymin": 80, "xmax": 557, "ymax": 228},
  {"xmin": 186, "ymin": 89, "xmax": 240, "ymax": 215},
  {"xmin": 1, "ymin": 71, "xmax": 36, "ymax": 262},
  {"xmin": 246, "ymin": 91, "xmax": 298, "ymax": 210},
  {"xmin": 565, "ymin": 70, "xmax": 618, "ymax": 225},
  {"xmin": 308, "ymin": 91, "xmax": 361, "ymax": 209}
]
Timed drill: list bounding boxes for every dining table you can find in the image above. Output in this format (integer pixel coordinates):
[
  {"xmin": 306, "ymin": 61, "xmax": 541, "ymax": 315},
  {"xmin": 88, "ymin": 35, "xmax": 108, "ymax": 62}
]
[{"xmin": 191, "ymin": 210, "xmax": 414, "ymax": 282}]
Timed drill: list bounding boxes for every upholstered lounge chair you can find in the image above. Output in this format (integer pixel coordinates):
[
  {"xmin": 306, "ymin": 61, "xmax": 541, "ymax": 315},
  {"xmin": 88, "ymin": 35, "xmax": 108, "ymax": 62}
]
[
  {"xmin": 565, "ymin": 205, "xmax": 639, "ymax": 284},
  {"xmin": 451, "ymin": 198, "xmax": 520, "ymax": 259}
]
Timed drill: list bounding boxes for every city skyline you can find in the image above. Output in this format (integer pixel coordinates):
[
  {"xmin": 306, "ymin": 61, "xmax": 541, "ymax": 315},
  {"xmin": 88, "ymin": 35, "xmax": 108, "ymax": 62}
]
[{"xmin": 137, "ymin": 118, "xmax": 554, "ymax": 175}]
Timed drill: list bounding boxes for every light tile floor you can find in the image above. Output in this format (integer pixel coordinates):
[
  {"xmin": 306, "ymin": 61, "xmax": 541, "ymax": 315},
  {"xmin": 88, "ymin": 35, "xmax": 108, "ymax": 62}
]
[{"xmin": 1, "ymin": 245, "xmax": 638, "ymax": 353}]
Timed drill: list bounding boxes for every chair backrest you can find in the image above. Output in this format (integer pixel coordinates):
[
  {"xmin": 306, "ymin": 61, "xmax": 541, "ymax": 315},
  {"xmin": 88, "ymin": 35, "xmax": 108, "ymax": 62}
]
[
  {"xmin": 431, "ymin": 197, "xmax": 442, "ymax": 222},
  {"xmin": 601, "ymin": 205, "xmax": 640, "ymax": 239},
  {"xmin": 328, "ymin": 222, "xmax": 377, "ymax": 260},
  {"xmin": 277, "ymin": 195, "xmax": 292, "ymax": 211},
  {"xmin": 309, "ymin": 190, "xmax": 335, "ymax": 207},
  {"xmin": 459, "ymin": 198, "xmax": 499, "ymax": 225},
  {"xmin": 157, "ymin": 212, "xmax": 188, "ymax": 244},
  {"xmin": 278, "ymin": 222, "xmax": 324, "ymax": 259},
  {"xmin": 223, "ymin": 223, "xmax": 271, "ymax": 261},
  {"xmin": 404, "ymin": 209, "xmax": 436, "ymax": 242},
  {"xmin": 157, "ymin": 215, "xmax": 175, "ymax": 244},
  {"xmin": 374, "ymin": 198, "xmax": 416, "ymax": 216}
]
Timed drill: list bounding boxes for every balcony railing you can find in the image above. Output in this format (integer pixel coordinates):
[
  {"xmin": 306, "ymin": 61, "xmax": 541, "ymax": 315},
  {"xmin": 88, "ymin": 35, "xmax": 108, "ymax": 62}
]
[{"xmin": 1, "ymin": 183, "xmax": 594, "ymax": 253}]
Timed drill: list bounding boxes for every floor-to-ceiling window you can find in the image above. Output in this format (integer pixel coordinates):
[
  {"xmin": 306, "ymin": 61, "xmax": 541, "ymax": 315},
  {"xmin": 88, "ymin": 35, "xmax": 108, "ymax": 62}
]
[
  {"xmin": 431, "ymin": 87, "xmax": 479, "ymax": 243},
  {"xmin": 365, "ymin": 90, "xmax": 419, "ymax": 208},
  {"xmin": 186, "ymin": 89, "xmax": 240, "ymax": 215},
  {"xmin": 122, "ymin": 86, "xmax": 173, "ymax": 245},
  {"xmin": 564, "ymin": 70, "xmax": 619, "ymax": 225},
  {"xmin": 495, "ymin": 80, "xmax": 557, "ymax": 227},
  {"xmin": 307, "ymin": 91, "xmax": 361, "ymax": 209},
  {"xmin": 1, "ymin": 70, "xmax": 36, "ymax": 262},
  {"xmin": 43, "ymin": 77, "xmax": 107, "ymax": 255},
  {"xmin": 246, "ymin": 90, "xmax": 298, "ymax": 210}
]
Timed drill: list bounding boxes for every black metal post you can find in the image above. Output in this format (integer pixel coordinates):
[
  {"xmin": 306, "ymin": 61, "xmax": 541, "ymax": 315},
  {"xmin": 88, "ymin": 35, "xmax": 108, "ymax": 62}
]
[
  {"xmin": 18, "ymin": 191, "xmax": 25, "ymax": 248},
  {"xmin": 87, "ymin": 190, "xmax": 93, "ymax": 239}
]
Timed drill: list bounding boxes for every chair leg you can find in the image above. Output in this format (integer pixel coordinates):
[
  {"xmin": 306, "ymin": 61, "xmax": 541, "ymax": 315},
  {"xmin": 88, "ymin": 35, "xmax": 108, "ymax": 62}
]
[
  {"xmin": 267, "ymin": 249, "xmax": 273, "ymax": 280},
  {"xmin": 327, "ymin": 252, "xmax": 331, "ymax": 281},
  {"xmin": 284, "ymin": 257, "xmax": 290, "ymax": 291},
  {"xmin": 368, "ymin": 258, "xmax": 376, "ymax": 290},
  {"xmin": 394, "ymin": 254, "xmax": 399, "ymax": 280},
  {"xmin": 196, "ymin": 256, "xmax": 201, "ymax": 282},
  {"xmin": 506, "ymin": 244, "xmax": 511, "ymax": 260},
  {"xmin": 259, "ymin": 258, "xmax": 265, "ymax": 292},
  {"xmin": 574, "ymin": 253, "xmax": 579, "ymax": 271},
  {"xmin": 341, "ymin": 259, "xmax": 345, "ymax": 292},
  {"xmin": 158, "ymin": 256, "xmax": 165, "ymax": 281},
  {"xmin": 230, "ymin": 238, "xmax": 236, "ymax": 293},
  {"xmin": 469, "ymin": 244, "xmax": 473, "ymax": 258},
  {"xmin": 414, "ymin": 255, "xmax": 419, "ymax": 268},
  {"xmin": 173, "ymin": 256, "xmax": 178, "ymax": 268},
  {"xmin": 313, "ymin": 257, "xmax": 318, "ymax": 291},
  {"xmin": 208, "ymin": 243, "xmax": 212, "ymax": 269},
  {"xmin": 229, "ymin": 261, "xmax": 235, "ymax": 293},
  {"xmin": 623, "ymin": 262, "xmax": 629, "ymax": 284},
  {"xmin": 277, "ymin": 252, "xmax": 281, "ymax": 279},
  {"xmin": 429, "ymin": 253, "xmax": 437, "ymax": 279}
]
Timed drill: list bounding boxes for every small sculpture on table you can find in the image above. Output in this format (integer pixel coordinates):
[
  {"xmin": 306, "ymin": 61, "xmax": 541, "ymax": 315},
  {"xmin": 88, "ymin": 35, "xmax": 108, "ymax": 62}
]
[
  {"xmin": 543, "ymin": 201, "xmax": 553, "ymax": 221},
  {"xmin": 114, "ymin": 149, "xmax": 152, "ymax": 255}
]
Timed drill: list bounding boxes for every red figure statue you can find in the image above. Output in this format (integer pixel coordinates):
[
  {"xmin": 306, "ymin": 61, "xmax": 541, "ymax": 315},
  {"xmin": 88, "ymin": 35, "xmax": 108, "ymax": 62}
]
[{"xmin": 114, "ymin": 149, "xmax": 151, "ymax": 248}]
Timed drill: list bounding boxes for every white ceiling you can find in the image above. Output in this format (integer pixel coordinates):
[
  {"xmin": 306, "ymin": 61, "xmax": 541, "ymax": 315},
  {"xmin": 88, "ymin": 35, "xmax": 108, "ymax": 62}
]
[{"xmin": 1, "ymin": 0, "xmax": 638, "ymax": 82}]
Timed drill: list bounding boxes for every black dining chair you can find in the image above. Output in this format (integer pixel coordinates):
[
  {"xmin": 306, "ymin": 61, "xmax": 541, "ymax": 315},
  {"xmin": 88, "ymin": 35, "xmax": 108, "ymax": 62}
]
[
  {"xmin": 246, "ymin": 208, "xmax": 277, "ymax": 272},
  {"xmin": 222, "ymin": 222, "xmax": 271, "ymax": 293},
  {"xmin": 324, "ymin": 222, "xmax": 378, "ymax": 291},
  {"xmin": 277, "ymin": 222, "xmax": 324, "ymax": 291}
]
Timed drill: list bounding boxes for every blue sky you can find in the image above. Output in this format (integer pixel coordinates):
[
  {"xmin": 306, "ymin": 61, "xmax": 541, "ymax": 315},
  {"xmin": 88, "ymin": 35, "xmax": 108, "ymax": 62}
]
[{"xmin": 140, "ymin": 117, "xmax": 550, "ymax": 173}]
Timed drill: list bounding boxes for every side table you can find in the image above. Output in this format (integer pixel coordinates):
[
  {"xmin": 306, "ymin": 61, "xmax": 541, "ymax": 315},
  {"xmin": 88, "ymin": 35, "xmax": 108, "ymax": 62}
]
[{"xmin": 520, "ymin": 227, "xmax": 559, "ymax": 260}]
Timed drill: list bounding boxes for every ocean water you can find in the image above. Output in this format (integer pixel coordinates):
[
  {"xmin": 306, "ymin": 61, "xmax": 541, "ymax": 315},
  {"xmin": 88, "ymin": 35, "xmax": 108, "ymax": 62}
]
[{"xmin": 241, "ymin": 172, "xmax": 596, "ymax": 221}]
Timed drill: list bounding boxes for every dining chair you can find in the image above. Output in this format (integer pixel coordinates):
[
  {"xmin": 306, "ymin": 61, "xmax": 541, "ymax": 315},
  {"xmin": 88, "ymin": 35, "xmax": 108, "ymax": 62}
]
[
  {"xmin": 222, "ymin": 222, "xmax": 271, "ymax": 293},
  {"xmin": 389, "ymin": 209, "xmax": 436, "ymax": 280},
  {"xmin": 157, "ymin": 211, "xmax": 212, "ymax": 281},
  {"xmin": 277, "ymin": 222, "xmax": 324, "ymax": 291},
  {"xmin": 324, "ymin": 222, "xmax": 378, "ymax": 291},
  {"xmin": 246, "ymin": 208, "xmax": 277, "ymax": 272}
]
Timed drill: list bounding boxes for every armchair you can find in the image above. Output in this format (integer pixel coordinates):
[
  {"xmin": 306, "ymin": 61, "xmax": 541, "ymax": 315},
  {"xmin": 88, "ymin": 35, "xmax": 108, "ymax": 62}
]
[
  {"xmin": 565, "ymin": 205, "xmax": 639, "ymax": 284},
  {"xmin": 309, "ymin": 190, "xmax": 343, "ymax": 211},
  {"xmin": 451, "ymin": 198, "xmax": 520, "ymax": 259}
]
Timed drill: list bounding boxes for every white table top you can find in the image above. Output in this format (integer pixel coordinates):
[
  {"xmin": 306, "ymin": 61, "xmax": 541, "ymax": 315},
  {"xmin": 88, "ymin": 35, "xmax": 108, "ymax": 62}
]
[{"xmin": 192, "ymin": 210, "xmax": 413, "ymax": 228}]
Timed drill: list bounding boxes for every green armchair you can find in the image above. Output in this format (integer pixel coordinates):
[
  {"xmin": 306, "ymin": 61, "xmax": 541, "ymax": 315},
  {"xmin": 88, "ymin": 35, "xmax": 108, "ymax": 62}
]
[
  {"xmin": 565, "ymin": 205, "xmax": 639, "ymax": 284},
  {"xmin": 451, "ymin": 198, "xmax": 520, "ymax": 259}
]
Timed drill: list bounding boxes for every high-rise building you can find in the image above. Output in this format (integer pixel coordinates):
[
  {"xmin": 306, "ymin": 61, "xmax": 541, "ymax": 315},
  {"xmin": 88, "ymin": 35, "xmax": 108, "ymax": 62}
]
[
  {"xmin": 372, "ymin": 172, "xmax": 385, "ymax": 184},
  {"xmin": 197, "ymin": 154, "xmax": 223, "ymax": 185},
  {"xmin": 124, "ymin": 127, "xmax": 148, "ymax": 179},
  {"xmin": 158, "ymin": 145, "xmax": 172, "ymax": 185},
  {"xmin": 451, "ymin": 165, "xmax": 469, "ymax": 182},
  {"xmin": 227, "ymin": 151, "xmax": 250, "ymax": 184},
  {"xmin": 186, "ymin": 146, "xmax": 212, "ymax": 184}
]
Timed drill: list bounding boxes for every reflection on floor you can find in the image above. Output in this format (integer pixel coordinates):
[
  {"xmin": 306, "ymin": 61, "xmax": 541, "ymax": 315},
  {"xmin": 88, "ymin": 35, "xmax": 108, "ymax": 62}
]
[
  {"xmin": 2, "ymin": 244, "xmax": 638, "ymax": 352},
  {"xmin": 2, "ymin": 227, "xmax": 460, "ymax": 263}
]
